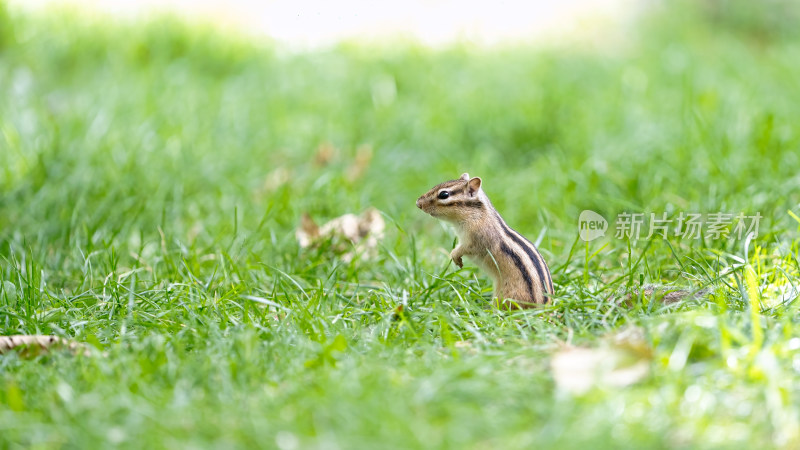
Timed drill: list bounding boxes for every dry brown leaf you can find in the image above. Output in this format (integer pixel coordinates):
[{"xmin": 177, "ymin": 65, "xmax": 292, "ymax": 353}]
[
  {"xmin": 346, "ymin": 144, "xmax": 373, "ymax": 182},
  {"xmin": 550, "ymin": 327, "xmax": 652, "ymax": 394},
  {"xmin": 0, "ymin": 335, "xmax": 92, "ymax": 357},
  {"xmin": 314, "ymin": 142, "xmax": 337, "ymax": 167},
  {"xmin": 611, "ymin": 284, "xmax": 709, "ymax": 306},
  {"xmin": 260, "ymin": 167, "xmax": 292, "ymax": 195},
  {"xmin": 295, "ymin": 208, "xmax": 385, "ymax": 261},
  {"xmin": 296, "ymin": 213, "xmax": 321, "ymax": 248}
]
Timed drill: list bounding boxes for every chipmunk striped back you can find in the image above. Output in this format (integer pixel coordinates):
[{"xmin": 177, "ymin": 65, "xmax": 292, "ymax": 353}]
[{"xmin": 416, "ymin": 173, "xmax": 554, "ymax": 307}]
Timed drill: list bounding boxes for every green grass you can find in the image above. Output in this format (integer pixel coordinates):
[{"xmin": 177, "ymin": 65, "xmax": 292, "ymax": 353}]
[{"xmin": 1, "ymin": 1, "xmax": 800, "ymax": 448}]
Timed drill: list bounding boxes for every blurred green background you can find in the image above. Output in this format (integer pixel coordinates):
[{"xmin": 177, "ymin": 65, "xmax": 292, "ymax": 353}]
[{"xmin": 1, "ymin": 0, "xmax": 800, "ymax": 448}]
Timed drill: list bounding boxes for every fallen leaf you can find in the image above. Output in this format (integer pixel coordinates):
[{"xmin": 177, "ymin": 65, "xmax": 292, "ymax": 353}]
[
  {"xmin": 258, "ymin": 167, "xmax": 292, "ymax": 196},
  {"xmin": 0, "ymin": 335, "xmax": 92, "ymax": 357},
  {"xmin": 314, "ymin": 142, "xmax": 337, "ymax": 167},
  {"xmin": 612, "ymin": 284, "xmax": 708, "ymax": 306},
  {"xmin": 550, "ymin": 327, "xmax": 651, "ymax": 394},
  {"xmin": 296, "ymin": 213, "xmax": 320, "ymax": 248},
  {"xmin": 296, "ymin": 208, "xmax": 385, "ymax": 261},
  {"xmin": 346, "ymin": 144, "xmax": 373, "ymax": 181}
]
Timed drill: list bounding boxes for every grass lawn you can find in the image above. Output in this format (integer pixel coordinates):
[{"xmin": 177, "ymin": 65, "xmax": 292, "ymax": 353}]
[{"xmin": 1, "ymin": 1, "xmax": 800, "ymax": 448}]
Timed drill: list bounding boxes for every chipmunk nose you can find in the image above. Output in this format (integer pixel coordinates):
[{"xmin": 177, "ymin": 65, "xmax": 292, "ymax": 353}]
[{"xmin": 416, "ymin": 197, "xmax": 423, "ymax": 209}]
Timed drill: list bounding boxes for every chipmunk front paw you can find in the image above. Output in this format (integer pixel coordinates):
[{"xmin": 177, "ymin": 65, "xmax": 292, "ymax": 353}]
[{"xmin": 450, "ymin": 250, "xmax": 463, "ymax": 268}]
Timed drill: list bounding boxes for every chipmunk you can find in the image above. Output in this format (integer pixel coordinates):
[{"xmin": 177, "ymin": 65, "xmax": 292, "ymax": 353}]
[{"xmin": 416, "ymin": 173, "xmax": 554, "ymax": 308}]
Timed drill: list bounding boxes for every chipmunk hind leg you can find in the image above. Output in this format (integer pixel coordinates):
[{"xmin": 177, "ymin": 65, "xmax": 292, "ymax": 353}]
[{"xmin": 494, "ymin": 280, "xmax": 539, "ymax": 309}]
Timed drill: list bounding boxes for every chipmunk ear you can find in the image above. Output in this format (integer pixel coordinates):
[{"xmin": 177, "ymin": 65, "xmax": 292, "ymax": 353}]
[
  {"xmin": 467, "ymin": 177, "xmax": 482, "ymax": 196},
  {"xmin": 459, "ymin": 173, "xmax": 470, "ymax": 181}
]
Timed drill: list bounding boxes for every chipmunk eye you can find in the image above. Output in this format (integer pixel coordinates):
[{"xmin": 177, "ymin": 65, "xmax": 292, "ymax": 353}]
[{"xmin": 437, "ymin": 191, "xmax": 450, "ymax": 200}]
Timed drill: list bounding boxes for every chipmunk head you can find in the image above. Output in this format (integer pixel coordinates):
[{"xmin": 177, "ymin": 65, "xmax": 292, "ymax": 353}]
[{"xmin": 416, "ymin": 173, "xmax": 485, "ymax": 223}]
